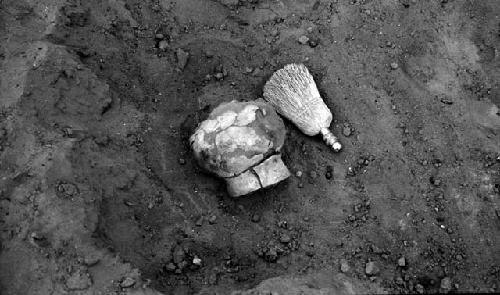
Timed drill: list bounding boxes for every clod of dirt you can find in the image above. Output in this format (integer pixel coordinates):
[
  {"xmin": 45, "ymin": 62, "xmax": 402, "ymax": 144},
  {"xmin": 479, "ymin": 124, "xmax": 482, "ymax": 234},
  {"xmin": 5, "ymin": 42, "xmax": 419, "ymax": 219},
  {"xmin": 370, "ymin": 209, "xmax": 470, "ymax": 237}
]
[
  {"xmin": 220, "ymin": 0, "xmax": 240, "ymax": 7},
  {"xmin": 265, "ymin": 248, "xmax": 278, "ymax": 262},
  {"xmin": 365, "ymin": 261, "xmax": 380, "ymax": 276},
  {"xmin": 66, "ymin": 269, "xmax": 92, "ymax": 291},
  {"xmin": 208, "ymin": 215, "xmax": 217, "ymax": 224},
  {"xmin": 343, "ymin": 124, "xmax": 352, "ymax": 137},
  {"xmin": 325, "ymin": 165, "xmax": 333, "ymax": 179},
  {"xmin": 298, "ymin": 35, "xmax": 310, "ymax": 45},
  {"xmin": 172, "ymin": 246, "xmax": 186, "ymax": 265},
  {"xmin": 340, "ymin": 259, "xmax": 350, "ymax": 273},
  {"xmin": 158, "ymin": 40, "xmax": 168, "ymax": 51},
  {"xmin": 415, "ymin": 284, "xmax": 425, "ymax": 294},
  {"xmin": 56, "ymin": 182, "xmax": 79, "ymax": 198},
  {"xmin": 165, "ymin": 263, "xmax": 176, "ymax": 272},
  {"xmin": 279, "ymin": 233, "xmax": 291, "ymax": 244},
  {"xmin": 440, "ymin": 277, "xmax": 452, "ymax": 293},
  {"xmin": 397, "ymin": 257, "xmax": 406, "ymax": 267}
]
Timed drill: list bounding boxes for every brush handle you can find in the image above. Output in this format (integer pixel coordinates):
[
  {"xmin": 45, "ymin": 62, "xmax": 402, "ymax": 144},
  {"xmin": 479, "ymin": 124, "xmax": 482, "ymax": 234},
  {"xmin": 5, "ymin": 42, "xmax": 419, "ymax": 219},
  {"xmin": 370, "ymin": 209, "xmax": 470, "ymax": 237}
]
[{"xmin": 320, "ymin": 128, "xmax": 342, "ymax": 152}]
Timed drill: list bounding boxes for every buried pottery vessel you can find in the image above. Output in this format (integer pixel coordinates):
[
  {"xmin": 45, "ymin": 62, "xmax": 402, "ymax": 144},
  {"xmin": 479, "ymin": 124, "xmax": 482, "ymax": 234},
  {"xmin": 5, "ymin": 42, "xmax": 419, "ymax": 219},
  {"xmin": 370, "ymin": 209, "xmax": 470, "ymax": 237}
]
[{"xmin": 190, "ymin": 100, "xmax": 290, "ymax": 197}]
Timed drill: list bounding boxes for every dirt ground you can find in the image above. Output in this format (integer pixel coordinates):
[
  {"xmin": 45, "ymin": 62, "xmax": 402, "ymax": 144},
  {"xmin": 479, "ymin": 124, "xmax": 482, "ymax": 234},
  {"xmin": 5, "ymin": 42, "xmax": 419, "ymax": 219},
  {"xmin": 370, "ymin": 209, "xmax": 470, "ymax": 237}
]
[{"xmin": 1, "ymin": 0, "xmax": 500, "ymax": 294}]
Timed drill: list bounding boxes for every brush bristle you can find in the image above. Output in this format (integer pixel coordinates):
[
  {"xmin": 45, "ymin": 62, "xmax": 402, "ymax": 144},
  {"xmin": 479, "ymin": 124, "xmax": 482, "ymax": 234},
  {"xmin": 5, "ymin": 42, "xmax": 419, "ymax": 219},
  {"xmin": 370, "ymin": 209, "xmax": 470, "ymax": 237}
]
[{"xmin": 263, "ymin": 63, "xmax": 332, "ymax": 136}]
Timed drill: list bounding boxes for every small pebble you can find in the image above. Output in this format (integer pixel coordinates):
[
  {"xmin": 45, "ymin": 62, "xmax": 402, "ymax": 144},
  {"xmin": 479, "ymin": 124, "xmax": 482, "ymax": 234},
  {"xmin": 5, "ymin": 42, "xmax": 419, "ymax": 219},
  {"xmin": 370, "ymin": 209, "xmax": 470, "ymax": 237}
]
[
  {"xmin": 296, "ymin": 171, "xmax": 303, "ymax": 177},
  {"xmin": 120, "ymin": 277, "xmax": 135, "ymax": 288},
  {"xmin": 204, "ymin": 50, "xmax": 214, "ymax": 58},
  {"xmin": 214, "ymin": 73, "xmax": 224, "ymax": 80},
  {"xmin": 173, "ymin": 246, "xmax": 186, "ymax": 264},
  {"xmin": 155, "ymin": 33, "xmax": 164, "ymax": 39},
  {"xmin": 66, "ymin": 270, "xmax": 92, "ymax": 291},
  {"xmin": 251, "ymin": 214, "xmax": 261, "ymax": 223},
  {"xmin": 365, "ymin": 261, "xmax": 380, "ymax": 276},
  {"xmin": 179, "ymin": 158, "xmax": 186, "ymax": 165},
  {"xmin": 309, "ymin": 171, "xmax": 318, "ymax": 179},
  {"xmin": 193, "ymin": 256, "xmax": 202, "ymax": 266},
  {"xmin": 440, "ymin": 277, "xmax": 452, "ymax": 292},
  {"xmin": 308, "ymin": 39, "xmax": 318, "ymax": 48},
  {"xmin": 340, "ymin": 259, "xmax": 350, "ymax": 273},
  {"xmin": 158, "ymin": 40, "xmax": 169, "ymax": 50},
  {"xmin": 279, "ymin": 233, "xmax": 291, "ymax": 243},
  {"xmin": 415, "ymin": 284, "xmax": 425, "ymax": 294},
  {"xmin": 343, "ymin": 126, "xmax": 352, "ymax": 137},
  {"xmin": 398, "ymin": 257, "xmax": 406, "ymax": 267},
  {"xmin": 208, "ymin": 215, "xmax": 217, "ymax": 224},
  {"xmin": 165, "ymin": 262, "xmax": 176, "ymax": 272},
  {"xmin": 298, "ymin": 35, "xmax": 310, "ymax": 45},
  {"xmin": 195, "ymin": 216, "xmax": 203, "ymax": 226},
  {"xmin": 176, "ymin": 48, "xmax": 189, "ymax": 70},
  {"xmin": 390, "ymin": 62, "xmax": 399, "ymax": 70}
]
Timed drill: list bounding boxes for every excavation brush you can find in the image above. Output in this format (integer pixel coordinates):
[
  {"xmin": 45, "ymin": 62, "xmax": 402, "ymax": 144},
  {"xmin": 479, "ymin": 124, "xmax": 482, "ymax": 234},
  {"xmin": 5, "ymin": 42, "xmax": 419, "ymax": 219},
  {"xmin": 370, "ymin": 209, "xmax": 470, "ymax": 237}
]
[{"xmin": 263, "ymin": 63, "xmax": 342, "ymax": 152}]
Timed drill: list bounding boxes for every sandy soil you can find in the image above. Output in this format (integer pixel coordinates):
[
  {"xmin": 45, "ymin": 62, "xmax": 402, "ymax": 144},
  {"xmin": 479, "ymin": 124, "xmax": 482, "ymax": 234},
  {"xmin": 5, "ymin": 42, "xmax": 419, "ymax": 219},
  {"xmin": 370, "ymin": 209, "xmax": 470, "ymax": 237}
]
[{"xmin": 1, "ymin": 0, "xmax": 500, "ymax": 294}]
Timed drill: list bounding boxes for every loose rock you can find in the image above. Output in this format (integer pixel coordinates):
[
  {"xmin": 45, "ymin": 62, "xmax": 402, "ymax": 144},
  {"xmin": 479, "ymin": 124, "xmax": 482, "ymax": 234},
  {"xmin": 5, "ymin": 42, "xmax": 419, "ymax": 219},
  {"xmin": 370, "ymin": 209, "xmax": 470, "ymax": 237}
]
[
  {"xmin": 342, "ymin": 125, "xmax": 352, "ymax": 137},
  {"xmin": 415, "ymin": 284, "xmax": 425, "ymax": 294},
  {"xmin": 120, "ymin": 277, "xmax": 135, "ymax": 288},
  {"xmin": 176, "ymin": 48, "xmax": 189, "ymax": 70},
  {"xmin": 173, "ymin": 246, "xmax": 186, "ymax": 265},
  {"xmin": 193, "ymin": 256, "xmax": 202, "ymax": 266},
  {"xmin": 66, "ymin": 270, "xmax": 92, "ymax": 290},
  {"xmin": 390, "ymin": 62, "xmax": 399, "ymax": 70},
  {"xmin": 440, "ymin": 277, "xmax": 452, "ymax": 292},
  {"xmin": 279, "ymin": 233, "xmax": 291, "ymax": 244},
  {"xmin": 365, "ymin": 261, "xmax": 380, "ymax": 276},
  {"xmin": 298, "ymin": 35, "xmax": 310, "ymax": 45},
  {"xmin": 158, "ymin": 40, "xmax": 169, "ymax": 50},
  {"xmin": 398, "ymin": 257, "xmax": 406, "ymax": 267},
  {"xmin": 265, "ymin": 248, "xmax": 278, "ymax": 262},
  {"xmin": 251, "ymin": 214, "xmax": 261, "ymax": 223},
  {"xmin": 340, "ymin": 259, "xmax": 350, "ymax": 273},
  {"xmin": 214, "ymin": 72, "xmax": 224, "ymax": 80},
  {"xmin": 165, "ymin": 262, "xmax": 176, "ymax": 272}
]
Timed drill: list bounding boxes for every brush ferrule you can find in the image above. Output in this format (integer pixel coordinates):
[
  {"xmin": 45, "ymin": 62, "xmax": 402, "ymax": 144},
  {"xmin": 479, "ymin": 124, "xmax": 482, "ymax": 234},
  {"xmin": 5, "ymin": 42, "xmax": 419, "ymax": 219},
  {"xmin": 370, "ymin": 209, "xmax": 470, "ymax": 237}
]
[{"xmin": 320, "ymin": 128, "xmax": 342, "ymax": 152}]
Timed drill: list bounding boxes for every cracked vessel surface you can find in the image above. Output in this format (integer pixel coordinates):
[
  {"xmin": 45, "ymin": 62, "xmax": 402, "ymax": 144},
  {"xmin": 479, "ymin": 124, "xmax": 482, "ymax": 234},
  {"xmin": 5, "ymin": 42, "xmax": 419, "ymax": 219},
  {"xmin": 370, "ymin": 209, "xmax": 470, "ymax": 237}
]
[{"xmin": 191, "ymin": 100, "xmax": 290, "ymax": 196}]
